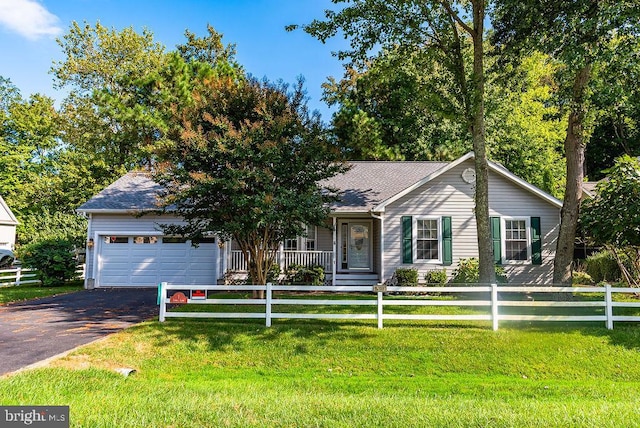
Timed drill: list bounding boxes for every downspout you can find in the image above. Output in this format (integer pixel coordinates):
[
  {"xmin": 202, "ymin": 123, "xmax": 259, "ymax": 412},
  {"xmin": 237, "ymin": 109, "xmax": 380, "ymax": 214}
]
[
  {"xmin": 370, "ymin": 212, "xmax": 384, "ymax": 283},
  {"xmin": 85, "ymin": 213, "xmax": 93, "ymax": 289},
  {"xmin": 332, "ymin": 216, "xmax": 337, "ymax": 286}
]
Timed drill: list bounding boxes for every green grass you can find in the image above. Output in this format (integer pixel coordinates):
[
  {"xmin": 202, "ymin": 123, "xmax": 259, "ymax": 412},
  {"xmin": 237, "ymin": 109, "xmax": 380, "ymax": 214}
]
[
  {"xmin": 2, "ymin": 312, "xmax": 640, "ymax": 427},
  {"xmin": 0, "ymin": 280, "xmax": 84, "ymax": 304}
]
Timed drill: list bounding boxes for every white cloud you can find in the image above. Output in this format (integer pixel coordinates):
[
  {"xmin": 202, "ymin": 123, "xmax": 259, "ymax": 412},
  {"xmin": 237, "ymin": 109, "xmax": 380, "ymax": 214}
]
[{"xmin": 0, "ymin": 0, "xmax": 62, "ymax": 40}]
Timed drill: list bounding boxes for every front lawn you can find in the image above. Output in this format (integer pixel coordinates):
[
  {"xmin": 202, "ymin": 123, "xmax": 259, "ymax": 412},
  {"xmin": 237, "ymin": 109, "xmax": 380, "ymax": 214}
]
[
  {"xmin": 1, "ymin": 316, "xmax": 640, "ymax": 427},
  {"xmin": 0, "ymin": 281, "xmax": 84, "ymax": 304}
]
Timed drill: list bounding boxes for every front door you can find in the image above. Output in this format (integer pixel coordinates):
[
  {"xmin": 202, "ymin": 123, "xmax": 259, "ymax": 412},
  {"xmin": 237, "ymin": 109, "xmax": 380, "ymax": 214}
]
[{"xmin": 339, "ymin": 221, "xmax": 372, "ymax": 271}]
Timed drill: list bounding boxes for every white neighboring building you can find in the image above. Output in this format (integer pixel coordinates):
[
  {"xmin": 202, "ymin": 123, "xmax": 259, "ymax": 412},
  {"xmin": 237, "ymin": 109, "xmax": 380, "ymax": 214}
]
[{"xmin": 0, "ymin": 195, "xmax": 17, "ymax": 250}]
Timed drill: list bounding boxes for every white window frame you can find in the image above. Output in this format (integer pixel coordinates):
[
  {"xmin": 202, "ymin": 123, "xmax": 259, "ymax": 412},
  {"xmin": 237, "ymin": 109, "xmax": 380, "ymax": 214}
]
[
  {"xmin": 304, "ymin": 224, "xmax": 317, "ymax": 251},
  {"xmin": 501, "ymin": 217, "xmax": 531, "ymax": 264},
  {"xmin": 284, "ymin": 225, "xmax": 317, "ymax": 251},
  {"xmin": 413, "ymin": 216, "xmax": 442, "ymax": 264}
]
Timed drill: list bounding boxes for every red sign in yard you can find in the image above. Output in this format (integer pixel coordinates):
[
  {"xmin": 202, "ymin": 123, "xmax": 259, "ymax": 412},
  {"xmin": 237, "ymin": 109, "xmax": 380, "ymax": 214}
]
[
  {"xmin": 191, "ymin": 289, "xmax": 206, "ymax": 300},
  {"xmin": 169, "ymin": 292, "xmax": 188, "ymax": 304}
]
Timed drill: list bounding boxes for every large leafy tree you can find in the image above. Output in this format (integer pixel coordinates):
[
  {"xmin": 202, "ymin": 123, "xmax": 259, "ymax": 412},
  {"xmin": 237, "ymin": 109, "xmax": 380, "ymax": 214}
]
[
  {"xmin": 585, "ymin": 47, "xmax": 640, "ymax": 180},
  {"xmin": 52, "ymin": 21, "xmax": 167, "ymax": 179},
  {"xmin": 492, "ymin": 0, "xmax": 640, "ymax": 284},
  {"xmin": 292, "ymin": 0, "xmax": 497, "ymax": 282},
  {"xmin": 581, "ymin": 156, "xmax": 640, "ymax": 285},
  {"xmin": 487, "ymin": 52, "xmax": 566, "ymax": 198},
  {"xmin": 324, "ymin": 45, "xmax": 566, "ymax": 196},
  {"xmin": 323, "ymin": 47, "xmax": 469, "ymax": 161},
  {"xmin": 152, "ymin": 72, "xmax": 347, "ymax": 292},
  {"xmin": 0, "ymin": 77, "xmax": 87, "ymax": 247}
]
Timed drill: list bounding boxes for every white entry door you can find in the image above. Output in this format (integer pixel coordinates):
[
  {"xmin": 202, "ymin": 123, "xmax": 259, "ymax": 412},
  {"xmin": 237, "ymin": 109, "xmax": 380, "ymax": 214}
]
[{"xmin": 339, "ymin": 221, "xmax": 372, "ymax": 272}]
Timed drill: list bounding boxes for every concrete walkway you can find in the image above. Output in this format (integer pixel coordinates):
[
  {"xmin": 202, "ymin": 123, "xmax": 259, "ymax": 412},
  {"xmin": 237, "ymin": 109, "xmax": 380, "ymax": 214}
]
[{"xmin": 0, "ymin": 288, "xmax": 158, "ymax": 376}]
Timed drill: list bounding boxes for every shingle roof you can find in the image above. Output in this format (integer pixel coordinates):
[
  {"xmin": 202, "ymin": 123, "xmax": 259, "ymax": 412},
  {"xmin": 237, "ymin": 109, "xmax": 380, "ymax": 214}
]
[
  {"xmin": 78, "ymin": 162, "xmax": 450, "ymax": 213},
  {"xmin": 77, "ymin": 172, "xmax": 164, "ymax": 212},
  {"xmin": 323, "ymin": 161, "xmax": 449, "ymax": 212}
]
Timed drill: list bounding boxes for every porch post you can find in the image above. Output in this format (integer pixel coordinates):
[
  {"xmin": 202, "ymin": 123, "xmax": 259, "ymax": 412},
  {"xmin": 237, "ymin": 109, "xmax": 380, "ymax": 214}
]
[
  {"xmin": 332, "ymin": 216, "xmax": 337, "ymax": 286},
  {"xmin": 278, "ymin": 243, "xmax": 284, "ymax": 272},
  {"xmin": 220, "ymin": 240, "xmax": 228, "ymax": 282},
  {"xmin": 379, "ymin": 213, "xmax": 385, "ymax": 283}
]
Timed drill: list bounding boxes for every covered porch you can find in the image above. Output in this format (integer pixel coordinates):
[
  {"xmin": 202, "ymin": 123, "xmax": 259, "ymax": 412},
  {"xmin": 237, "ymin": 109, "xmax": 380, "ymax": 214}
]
[{"xmin": 222, "ymin": 215, "xmax": 383, "ymax": 286}]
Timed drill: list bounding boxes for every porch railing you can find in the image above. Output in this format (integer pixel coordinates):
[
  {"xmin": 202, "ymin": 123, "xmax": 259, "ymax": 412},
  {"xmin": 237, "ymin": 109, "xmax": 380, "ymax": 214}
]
[{"xmin": 229, "ymin": 250, "xmax": 333, "ymax": 272}]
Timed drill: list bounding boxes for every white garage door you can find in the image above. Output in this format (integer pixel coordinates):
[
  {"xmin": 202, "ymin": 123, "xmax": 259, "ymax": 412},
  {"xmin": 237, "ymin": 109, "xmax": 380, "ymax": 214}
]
[{"xmin": 97, "ymin": 235, "xmax": 219, "ymax": 287}]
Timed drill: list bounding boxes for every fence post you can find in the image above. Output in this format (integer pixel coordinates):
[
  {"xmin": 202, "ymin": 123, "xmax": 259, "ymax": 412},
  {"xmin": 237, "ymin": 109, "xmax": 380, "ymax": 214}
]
[
  {"xmin": 266, "ymin": 282, "xmax": 272, "ymax": 327},
  {"xmin": 377, "ymin": 290, "xmax": 384, "ymax": 329},
  {"xmin": 158, "ymin": 282, "xmax": 167, "ymax": 322},
  {"xmin": 605, "ymin": 283, "xmax": 613, "ymax": 330},
  {"xmin": 491, "ymin": 283, "xmax": 499, "ymax": 331},
  {"xmin": 15, "ymin": 267, "xmax": 22, "ymax": 286}
]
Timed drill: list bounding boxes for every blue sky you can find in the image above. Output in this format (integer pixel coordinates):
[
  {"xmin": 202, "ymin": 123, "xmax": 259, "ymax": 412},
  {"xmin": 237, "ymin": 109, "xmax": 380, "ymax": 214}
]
[{"xmin": 0, "ymin": 0, "xmax": 348, "ymax": 121}]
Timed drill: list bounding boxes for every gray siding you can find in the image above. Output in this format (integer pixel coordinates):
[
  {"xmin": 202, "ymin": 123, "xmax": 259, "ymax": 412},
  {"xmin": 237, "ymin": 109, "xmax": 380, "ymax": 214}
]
[{"xmin": 382, "ymin": 159, "xmax": 559, "ymax": 284}]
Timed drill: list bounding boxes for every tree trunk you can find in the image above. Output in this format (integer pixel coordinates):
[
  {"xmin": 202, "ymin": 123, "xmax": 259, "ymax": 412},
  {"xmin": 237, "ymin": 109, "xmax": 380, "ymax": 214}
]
[
  {"xmin": 553, "ymin": 64, "xmax": 592, "ymax": 285},
  {"xmin": 470, "ymin": 1, "xmax": 495, "ymax": 284}
]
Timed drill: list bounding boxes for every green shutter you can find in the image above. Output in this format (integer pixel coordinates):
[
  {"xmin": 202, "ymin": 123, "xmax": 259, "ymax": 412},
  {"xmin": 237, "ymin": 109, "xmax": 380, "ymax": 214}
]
[
  {"xmin": 402, "ymin": 216, "xmax": 413, "ymax": 264},
  {"xmin": 531, "ymin": 217, "xmax": 542, "ymax": 265},
  {"xmin": 442, "ymin": 216, "xmax": 452, "ymax": 266},
  {"xmin": 491, "ymin": 217, "xmax": 502, "ymax": 265}
]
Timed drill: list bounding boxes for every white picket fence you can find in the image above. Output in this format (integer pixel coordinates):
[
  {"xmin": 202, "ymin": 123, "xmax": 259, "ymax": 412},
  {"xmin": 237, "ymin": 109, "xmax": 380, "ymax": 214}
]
[
  {"xmin": 0, "ymin": 265, "xmax": 86, "ymax": 287},
  {"xmin": 157, "ymin": 283, "xmax": 640, "ymax": 330}
]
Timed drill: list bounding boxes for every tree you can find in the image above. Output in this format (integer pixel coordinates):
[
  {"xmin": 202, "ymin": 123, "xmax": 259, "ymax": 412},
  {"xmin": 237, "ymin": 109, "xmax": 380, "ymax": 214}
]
[
  {"xmin": 176, "ymin": 23, "xmax": 242, "ymax": 71},
  {"xmin": 322, "ymin": 48, "xmax": 469, "ymax": 161},
  {"xmin": 492, "ymin": 0, "xmax": 640, "ymax": 284},
  {"xmin": 152, "ymin": 72, "xmax": 347, "ymax": 294},
  {"xmin": 585, "ymin": 45, "xmax": 640, "ymax": 180},
  {"xmin": 0, "ymin": 80, "xmax": 87, "ymax": 248},
  {"xmin": 292, "ymin": 0, "xmax": 497, "ymax": 282},
  {"xmin": 581, "ymin": 155, "xmax": 640, "ymax": 285},
  {"xmin": 486, "ymin": 52, "xmax": 566, "ymax": 198},
  {"xmin": 324, "ymin": 45, "xmax": 567, "ymax": 196},
  {"xmin": 52, "ymin": 21, "xmax": 166, "ymax": 177}
]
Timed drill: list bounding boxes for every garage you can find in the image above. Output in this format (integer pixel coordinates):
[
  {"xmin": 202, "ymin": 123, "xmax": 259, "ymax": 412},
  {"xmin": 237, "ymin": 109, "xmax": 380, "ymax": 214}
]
[{"xmin": 96, "ymin": 235, "xmax": 219, "ymax": 287}]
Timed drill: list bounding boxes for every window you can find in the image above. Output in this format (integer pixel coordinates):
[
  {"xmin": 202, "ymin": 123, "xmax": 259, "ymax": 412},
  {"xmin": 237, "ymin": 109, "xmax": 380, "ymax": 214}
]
[
  {"xmin": 305, "ymin": 225, "xmax": 316, "ymax": 251},
  {"xmin": 416, "ymin": 219, "xmax": 439, "ymax": 261},
  {"xmin": 504, "ymin": 220, "xmax": 528, "ymax": 261},
  {"xmin": 134, "ymin": 236, "xmax": 158, "ymax": 244},
  {"xmin": 491, "ymin": 217, "xmax": 541, "ymax": 265},
  {"xmin": 284, "ymin": 238, "xmax": 298, "ymax": 251},
  {"xmin": 283, "ymin": 225, "xmax": 317, "ymax": 251},
  {"xmin": 104, "ymin": 236, "xmax": 128, "ymax": 244},
  {"xmin": 162, "ymin": 237, "xmax": 187, "ymax": 244},
  {"xmin": 402, "ymin": 216, "xmax": 452, "ymax": 265}
]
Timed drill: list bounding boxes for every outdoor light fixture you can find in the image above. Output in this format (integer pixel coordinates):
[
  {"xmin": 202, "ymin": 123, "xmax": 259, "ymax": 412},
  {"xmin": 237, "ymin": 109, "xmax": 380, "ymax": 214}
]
[{"xmin": 87, "ymin": 238, "xmax": 94, "ymax": 249}]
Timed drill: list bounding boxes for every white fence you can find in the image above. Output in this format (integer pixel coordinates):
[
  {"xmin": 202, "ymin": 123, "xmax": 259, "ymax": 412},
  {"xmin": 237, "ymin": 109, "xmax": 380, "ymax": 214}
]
[
  {"xmin": 229, "ymin": 250, "xmax": 334, "ymax": 272},
  {"xmin": 158, "ymin": 283, "xmax": 640, "ymax": 330},
  {"xmin": 0, "ymin": 267, "xmax": 40, "ymax": 286},
  {"xmin": 0, "ymin": 265, "xmax": 86, "ymax": 287}
]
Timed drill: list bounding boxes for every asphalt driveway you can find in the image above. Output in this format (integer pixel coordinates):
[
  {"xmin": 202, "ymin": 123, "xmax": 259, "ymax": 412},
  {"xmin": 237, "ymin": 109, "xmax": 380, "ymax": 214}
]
[{"xmin": 0, "ymin": 288, "xmax": 158, "ymax": 376}]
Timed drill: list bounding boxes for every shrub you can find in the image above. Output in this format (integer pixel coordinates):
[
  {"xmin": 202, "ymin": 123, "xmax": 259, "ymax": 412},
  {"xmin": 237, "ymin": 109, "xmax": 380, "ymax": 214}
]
[
  {"xmin": 572, "ymin": 270, "xmax": 594, "ymax": 285},
  {"xmin": 424, "ymin": 269, "xmax": 447, "ymax": 285},
  {"xmin": 584, "ymin": 250, "xmax": 621, "ymax": 283},
  {"xmin": 450, "ymin": 258, "xmax": 508, "ymax": 284},
  {"xmin": 266, "ymin": 263, "xmax": 281, "ymax": 284},
  {"xmin": 21, "ymin": 239, "xmax": 78, "ymax": 286},
  {"xmin": 284, "ymin": 264, "xmax": 325, "ymax": 285},
  {"xmin": 394, "ymin": 268, "xmax": 419, "ymax": 286}
]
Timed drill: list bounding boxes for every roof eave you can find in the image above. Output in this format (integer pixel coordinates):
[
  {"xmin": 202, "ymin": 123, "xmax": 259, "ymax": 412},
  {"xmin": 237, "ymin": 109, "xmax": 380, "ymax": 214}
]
[
  {"xmin": 372, "ymin": 152, "xmax": 475, "ymax": 212},
  {"xmin": 371, "ymin": 151, "xmax": 563, "ymax": 211}
]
